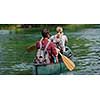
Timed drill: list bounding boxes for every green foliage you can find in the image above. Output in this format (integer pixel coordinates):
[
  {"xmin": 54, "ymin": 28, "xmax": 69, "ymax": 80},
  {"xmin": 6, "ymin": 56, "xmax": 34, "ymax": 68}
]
[
  {"xmin": 0, "ymin": 24, "xmax": 97, "ymax": 33},
  {"xmin": 64, "ymin": 24, "xmax": 95, "ymax": 32}
]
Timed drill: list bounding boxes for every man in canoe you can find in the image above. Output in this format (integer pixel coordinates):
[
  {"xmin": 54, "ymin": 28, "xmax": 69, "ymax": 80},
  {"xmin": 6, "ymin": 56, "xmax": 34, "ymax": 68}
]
[{"xmin": 34, "ymin": 28, "xmax": 59, "ymax": 64}]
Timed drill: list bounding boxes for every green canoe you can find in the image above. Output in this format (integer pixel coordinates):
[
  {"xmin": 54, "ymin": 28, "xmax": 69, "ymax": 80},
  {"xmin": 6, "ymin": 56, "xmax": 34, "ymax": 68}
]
[
  {"xmin": 32, "ymin": 46, "xmax": 74, "ymax": 75},
  {"xmin": 32, "ymin": 62, "xmax": 68, "ymax": 75}
]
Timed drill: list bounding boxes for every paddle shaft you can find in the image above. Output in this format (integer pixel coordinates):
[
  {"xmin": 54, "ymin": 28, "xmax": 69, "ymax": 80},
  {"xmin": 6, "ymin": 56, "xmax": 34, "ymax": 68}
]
[{"xmin": 59, "ymin": 52, "xmax": 75, "ymax": 71}]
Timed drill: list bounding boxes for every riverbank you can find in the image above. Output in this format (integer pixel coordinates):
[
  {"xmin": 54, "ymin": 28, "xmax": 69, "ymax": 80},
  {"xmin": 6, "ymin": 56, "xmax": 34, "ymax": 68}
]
[{"xmin": 15, "ymin": 24, "xmax": 97, "ymax": 34}]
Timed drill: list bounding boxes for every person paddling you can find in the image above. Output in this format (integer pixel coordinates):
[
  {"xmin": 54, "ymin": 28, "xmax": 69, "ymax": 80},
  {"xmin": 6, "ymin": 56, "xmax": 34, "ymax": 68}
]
[
  {"xmin": 50, "ymin": 26, "xmax": 68, "ymax": 53},
  {"xmin": 34, "ymin": 28, "xmax": 58, "ymax": 64}
]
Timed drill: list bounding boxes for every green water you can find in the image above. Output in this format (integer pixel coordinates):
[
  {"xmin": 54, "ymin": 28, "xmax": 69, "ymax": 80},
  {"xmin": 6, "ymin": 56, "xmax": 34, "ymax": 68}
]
[{"xmin": 0, "ymin": 28, "xmax": 100, "ymax": 75}]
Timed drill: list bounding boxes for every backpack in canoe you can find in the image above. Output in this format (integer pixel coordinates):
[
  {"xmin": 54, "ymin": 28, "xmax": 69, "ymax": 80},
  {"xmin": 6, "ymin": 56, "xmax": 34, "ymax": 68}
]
[{"xmin": 34, "ymin": 39, "xmax": 51, "ymax": 64}]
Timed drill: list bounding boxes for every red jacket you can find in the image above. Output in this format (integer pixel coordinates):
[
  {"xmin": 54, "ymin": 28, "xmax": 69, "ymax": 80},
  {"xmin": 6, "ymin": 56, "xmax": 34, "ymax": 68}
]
[{"xmin": 36, "ymin": 38, "xmax": 58, "ymax": 63}]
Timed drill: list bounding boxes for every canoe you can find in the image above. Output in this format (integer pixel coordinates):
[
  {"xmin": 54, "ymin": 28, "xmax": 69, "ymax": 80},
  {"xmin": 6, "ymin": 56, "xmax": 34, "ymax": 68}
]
[
  {"xmin": 32, "ymin": 46, "xmax": 74, "ymax": 75},
  {"xmin": 32, "ymin": 62, "xmax": 68, "ymax": 75}
]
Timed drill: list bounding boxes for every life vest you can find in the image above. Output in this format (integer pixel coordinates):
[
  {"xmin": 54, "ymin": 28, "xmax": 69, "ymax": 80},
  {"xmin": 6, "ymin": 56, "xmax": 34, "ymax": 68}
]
[{"xmin": 35, "ymin": 39, "xmax": 51, "ymax": 64}]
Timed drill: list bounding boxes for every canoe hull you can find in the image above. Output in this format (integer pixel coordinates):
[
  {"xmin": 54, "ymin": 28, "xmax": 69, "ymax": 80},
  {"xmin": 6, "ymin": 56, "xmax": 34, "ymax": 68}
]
[
  {"xmin": 32, "ymin": 63, "xmax": 67, "ymax": 75},
  {"xmin": 32, "ymin": 46, "xmax": 74, "ymax": 75}
]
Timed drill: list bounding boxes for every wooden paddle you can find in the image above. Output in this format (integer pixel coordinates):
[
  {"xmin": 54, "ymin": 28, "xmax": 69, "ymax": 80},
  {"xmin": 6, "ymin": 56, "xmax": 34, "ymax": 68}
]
[
  {"xmin": 27, "ymin": 38, "xmax": 43, "ymax": 52},
  {"xmin": 59, "ymin": 52, "xmax": 75, "ymax": 71},
  {"xmin": 26, "ymin": 44, "xmax": 35, "ymax": 52}
]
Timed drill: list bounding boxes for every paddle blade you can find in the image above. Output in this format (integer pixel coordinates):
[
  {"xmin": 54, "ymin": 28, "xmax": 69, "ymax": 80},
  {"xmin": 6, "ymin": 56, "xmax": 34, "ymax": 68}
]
[
  {"xmin": 61, "ymin": 54, "xmax": 75, "ymax": 71},
  {"xmin": 26, "ymin": 44, "xmax": 35, "ymax": 52}
]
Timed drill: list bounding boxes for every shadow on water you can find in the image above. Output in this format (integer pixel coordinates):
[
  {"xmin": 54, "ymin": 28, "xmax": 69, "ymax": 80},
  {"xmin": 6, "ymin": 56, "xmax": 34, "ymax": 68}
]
[{"xmin": 0, "ymin": 28, "xmax": 100, "ymax": 75}]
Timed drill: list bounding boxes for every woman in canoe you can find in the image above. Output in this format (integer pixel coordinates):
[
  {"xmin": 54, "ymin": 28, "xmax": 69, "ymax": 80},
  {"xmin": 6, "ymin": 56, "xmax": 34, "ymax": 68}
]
[
  {"xmin": 50, "ymin": 26, "xmax": 68, "ymax": 53},
  {"xmin": 50, "ymin": 26, "xmax": 72, "ymax": 59},
  {"xmin": 34, "ymin": 28, "xmax": 59, "ymax": 64}
]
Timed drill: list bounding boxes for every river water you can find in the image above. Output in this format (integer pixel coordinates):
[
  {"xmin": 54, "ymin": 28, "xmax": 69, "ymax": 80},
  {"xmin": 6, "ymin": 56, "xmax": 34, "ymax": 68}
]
[{"xmin": 0, "ymin": 28, "xmax": 100, "ymax": 75}]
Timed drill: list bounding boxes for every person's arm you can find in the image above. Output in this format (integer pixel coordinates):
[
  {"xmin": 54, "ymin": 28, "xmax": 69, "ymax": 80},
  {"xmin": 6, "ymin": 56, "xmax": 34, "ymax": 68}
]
[
  {"xmin": 66, "ymin": 35, "xmax": 68, "ymax": 43},
  {"xmin": 36, "ymin": 41, "xmax": 40, "ymax": 49},
  {"xmin": 51, "ymin": 43, "xmax": 59, "ymax": 63},
  {"xmin": 64, "ymin": 35, "xmax": 68, "ymax": 45}
]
